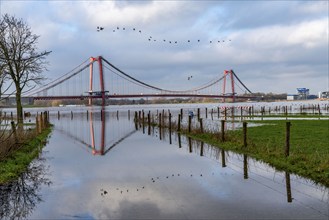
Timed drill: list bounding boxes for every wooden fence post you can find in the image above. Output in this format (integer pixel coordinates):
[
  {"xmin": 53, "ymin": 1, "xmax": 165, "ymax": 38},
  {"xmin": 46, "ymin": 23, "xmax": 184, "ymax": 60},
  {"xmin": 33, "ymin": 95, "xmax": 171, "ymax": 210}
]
[
  {"xmin": 169, "ymin": 113, "xmax": 172, "ymax": 132},
  {"xmin": 38, "ymin": 115, "xmax": 42, "ymax": 134},
  {"xmin": 35, "ymin": 116, "xmax": 39, "ymax": 135},
  {"xmin": 148, "ymin": 112, "xmax": 151, "ymax": 135},
  {"xmin": 224, "ymin": 107, "xmax": 227, "ymax": 120},
  {"xmin": 199, "ymin": 118, "xmax": 203, "ymax": 133},
  {"xmin": 188, "ymin": 115, "xmax": 192, "ymax": 133},
  {"xmin": 243, "ymin": 122, "xmax": 247, "ymax": 147},
  {"xmin": 40, "ymin": 112, "xmax": 44, "ymax": 129},
  {"xmin": 285, "ymin": 122, "xmax": 291, "ymax": 157},
  {"xmin": 142, "ymin": 110, "xmax": 145, "ymax": 134}
]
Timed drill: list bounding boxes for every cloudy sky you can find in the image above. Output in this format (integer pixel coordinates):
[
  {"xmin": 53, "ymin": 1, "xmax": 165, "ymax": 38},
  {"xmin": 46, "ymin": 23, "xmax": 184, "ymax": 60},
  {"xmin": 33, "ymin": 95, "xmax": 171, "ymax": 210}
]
[{"xmin": 1, "ymin": 0, "xmax": 328, "ymax": 94}]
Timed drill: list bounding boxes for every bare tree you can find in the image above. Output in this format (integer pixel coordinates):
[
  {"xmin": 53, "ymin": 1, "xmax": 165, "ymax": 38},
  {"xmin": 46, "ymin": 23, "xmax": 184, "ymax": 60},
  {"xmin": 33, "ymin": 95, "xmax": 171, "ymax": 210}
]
[{"xmin": 0, "ymin": 14, "xmax": 51, "ymax": 124}]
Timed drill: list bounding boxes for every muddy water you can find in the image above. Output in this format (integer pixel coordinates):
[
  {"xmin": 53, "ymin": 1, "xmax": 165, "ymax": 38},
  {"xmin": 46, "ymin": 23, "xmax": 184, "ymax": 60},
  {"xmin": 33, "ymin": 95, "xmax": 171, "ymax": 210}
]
[{"xmin": 0, "ymin": 102, "xmax": 328, "ymax": 219}]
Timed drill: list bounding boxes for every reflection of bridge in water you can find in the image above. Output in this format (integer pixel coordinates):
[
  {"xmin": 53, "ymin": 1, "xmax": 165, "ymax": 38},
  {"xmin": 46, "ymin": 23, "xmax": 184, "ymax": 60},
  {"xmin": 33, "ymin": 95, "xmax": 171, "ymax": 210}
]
[{"xmin": 53, "ymin": 109, "xmax": 137, "ymax": 156}]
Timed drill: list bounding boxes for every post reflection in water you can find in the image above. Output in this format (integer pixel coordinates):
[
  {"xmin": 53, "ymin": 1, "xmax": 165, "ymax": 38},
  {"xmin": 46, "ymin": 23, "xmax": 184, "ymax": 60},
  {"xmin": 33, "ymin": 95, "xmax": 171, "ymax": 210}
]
[
  {"xmin": 0, "ymin": 158, "xmax": 51, "ymax": 220},
  {"xmin": 141, "ymin": 123, "xmax": 328, "ymax": 209},
  {"xmin": 221, "ymin": 148, "xmax": 226, "ymax": 167},
  {"xmin": 243, "ymin": 154, "xmax": 248, "ymax": 179},
  {"xmin": 285, "ymin": 172, "xmax": 293, "ymax": 203}
]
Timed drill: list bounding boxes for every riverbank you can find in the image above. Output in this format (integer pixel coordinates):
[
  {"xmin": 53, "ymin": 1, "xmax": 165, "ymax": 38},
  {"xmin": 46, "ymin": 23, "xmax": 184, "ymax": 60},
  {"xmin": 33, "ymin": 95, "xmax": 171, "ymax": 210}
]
[
  {"xmin": 0, "ymin": 126, "xmax": 52, "ymax": 184},
  {"xmin": 184, "ymin": 119, "xmax": 329, "ymax": 187}
]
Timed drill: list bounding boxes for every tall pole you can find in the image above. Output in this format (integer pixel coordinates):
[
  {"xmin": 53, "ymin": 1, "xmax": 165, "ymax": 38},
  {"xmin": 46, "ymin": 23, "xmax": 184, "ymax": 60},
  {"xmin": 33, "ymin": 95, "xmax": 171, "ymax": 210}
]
[
  {"xmin": 89, "ymin": 57, "xmax": 96, "ymax": 106},
  {"xmin": 222, "ymin": 70, "xmax": 227, "ymax": 103},
  {"xmin": 98, "ymin": 56, "xmax": 105, "ymax": 106},
  {"xmin": 230, "ymin": 69, "xmax": 235, "ymax": 103}
]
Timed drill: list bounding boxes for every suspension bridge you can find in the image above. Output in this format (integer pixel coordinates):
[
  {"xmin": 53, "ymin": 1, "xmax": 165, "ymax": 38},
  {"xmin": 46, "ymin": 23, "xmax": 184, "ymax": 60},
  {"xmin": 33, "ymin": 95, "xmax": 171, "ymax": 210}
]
[{"xmin": 24, "ymin": 56, "xmax": 254, "ymax": 104}]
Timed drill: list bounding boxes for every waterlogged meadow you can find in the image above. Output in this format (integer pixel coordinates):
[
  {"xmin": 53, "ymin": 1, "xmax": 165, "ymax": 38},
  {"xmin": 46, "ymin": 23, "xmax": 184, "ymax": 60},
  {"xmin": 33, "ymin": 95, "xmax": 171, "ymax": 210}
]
[{"xmin": 0, "ymin": 100, "xmax": 328, "ymax": 219}]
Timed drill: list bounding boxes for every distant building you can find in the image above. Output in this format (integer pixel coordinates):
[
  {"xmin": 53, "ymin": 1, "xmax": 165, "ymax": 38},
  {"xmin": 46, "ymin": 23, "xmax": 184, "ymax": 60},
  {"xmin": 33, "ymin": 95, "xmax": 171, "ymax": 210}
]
[
  {"xmin": 287, "ymin": 88, "xmax": 316, "ymax": 100},
  {"xmin": 319, "ymin": 91, "xmax": 329, "ymax": 99},
  {"xmin": 296, "ymin": 88, "xmax": 309, "ymax": 100},
  {"xmin": 287, "ymin": 94, "xmax": 298, "ymax": 101}
]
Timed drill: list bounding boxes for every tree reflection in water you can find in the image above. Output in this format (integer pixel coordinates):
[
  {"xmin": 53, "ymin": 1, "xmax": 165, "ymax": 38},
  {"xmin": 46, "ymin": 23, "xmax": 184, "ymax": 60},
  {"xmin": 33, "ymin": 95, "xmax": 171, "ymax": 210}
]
[{"xmin": 0, "ymin": 156, "xmax": 51, "ymax": 220}]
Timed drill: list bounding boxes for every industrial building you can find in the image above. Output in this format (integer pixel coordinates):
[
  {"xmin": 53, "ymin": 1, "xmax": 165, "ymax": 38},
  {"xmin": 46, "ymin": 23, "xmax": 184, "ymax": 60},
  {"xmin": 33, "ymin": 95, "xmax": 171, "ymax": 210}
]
[
  {"xmin": 287, "ymin": 88, "xmax": 316, "ymax": 101},
  {"xmin": 318, "ymin": 91, "xmax": 329, "ymax": 99}
]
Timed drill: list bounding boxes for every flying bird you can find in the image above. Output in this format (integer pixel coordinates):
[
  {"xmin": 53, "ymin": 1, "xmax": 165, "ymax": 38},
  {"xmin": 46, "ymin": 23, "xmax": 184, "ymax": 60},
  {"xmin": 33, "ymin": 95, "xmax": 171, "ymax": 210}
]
[{"xmin": 96, "ymin": 26, "xmax": 104, "ymax": 32}]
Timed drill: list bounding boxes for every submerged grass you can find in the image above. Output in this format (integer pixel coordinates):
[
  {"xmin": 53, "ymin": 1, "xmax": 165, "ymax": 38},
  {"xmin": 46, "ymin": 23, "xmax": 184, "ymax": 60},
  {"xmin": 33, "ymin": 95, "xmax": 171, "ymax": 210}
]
[
  {"xmin": 0, "ymin": 126, "xmax": 52, "ymax": 184},
  {"xmin": 182, "ymin": 120, "xmax": 329, "ymax": 187}
]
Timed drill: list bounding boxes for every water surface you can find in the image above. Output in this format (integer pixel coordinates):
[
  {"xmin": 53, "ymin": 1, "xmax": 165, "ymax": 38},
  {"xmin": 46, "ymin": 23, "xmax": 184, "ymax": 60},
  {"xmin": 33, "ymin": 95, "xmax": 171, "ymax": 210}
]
[{"xmin": 0, "ymin": 103, "xmax": 328, "ymax": 219}]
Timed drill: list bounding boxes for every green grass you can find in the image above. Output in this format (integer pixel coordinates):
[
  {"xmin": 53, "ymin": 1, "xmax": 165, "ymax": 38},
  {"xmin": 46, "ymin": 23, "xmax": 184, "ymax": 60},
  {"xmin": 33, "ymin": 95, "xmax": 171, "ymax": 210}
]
[
  {"xmin": 0, "ymin": 126, "xmax": 52, "ymax": 184},
  {"xmin": 184, "ymin": 120, "xmax": 329, "ymax": 187}
]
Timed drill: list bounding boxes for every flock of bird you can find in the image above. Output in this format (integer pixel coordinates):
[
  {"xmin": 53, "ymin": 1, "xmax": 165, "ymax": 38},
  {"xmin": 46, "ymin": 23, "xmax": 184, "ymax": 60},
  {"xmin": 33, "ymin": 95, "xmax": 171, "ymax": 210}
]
[
  {"xmin": 99, "ymin": 172, "xmax": 216, "ymax": 197},
  {"xmin": 96, "ymin": 26, "xmax": 232, "ymax": 45}
]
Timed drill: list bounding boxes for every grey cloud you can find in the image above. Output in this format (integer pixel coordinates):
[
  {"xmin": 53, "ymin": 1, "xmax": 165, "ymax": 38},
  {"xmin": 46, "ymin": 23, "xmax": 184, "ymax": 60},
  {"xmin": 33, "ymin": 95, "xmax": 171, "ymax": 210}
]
[{"xmin": 1, "ymin": 0, "xmax": 327, "ymax": 95}]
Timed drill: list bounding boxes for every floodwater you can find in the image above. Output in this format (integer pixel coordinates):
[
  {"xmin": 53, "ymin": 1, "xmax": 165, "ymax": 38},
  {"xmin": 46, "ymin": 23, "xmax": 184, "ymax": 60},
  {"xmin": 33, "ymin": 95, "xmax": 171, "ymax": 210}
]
[{"xmin": 0, "ymin": 101, "xmax": 328, "ymax": 219}]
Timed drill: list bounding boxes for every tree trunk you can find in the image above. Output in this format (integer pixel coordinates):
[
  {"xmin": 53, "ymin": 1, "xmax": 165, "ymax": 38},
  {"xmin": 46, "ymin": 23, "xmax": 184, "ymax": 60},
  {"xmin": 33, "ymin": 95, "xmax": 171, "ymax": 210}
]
[{"xmin": 16, "ymin": 87, "xmax": 23, "ymax": 125}]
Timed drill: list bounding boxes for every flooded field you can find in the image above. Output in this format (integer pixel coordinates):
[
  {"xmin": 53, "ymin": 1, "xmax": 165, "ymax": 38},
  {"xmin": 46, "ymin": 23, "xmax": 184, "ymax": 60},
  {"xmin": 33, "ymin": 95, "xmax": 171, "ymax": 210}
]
[{"xmin": 0, "ymin": 101, "xmax": 328, "ymax": 219}]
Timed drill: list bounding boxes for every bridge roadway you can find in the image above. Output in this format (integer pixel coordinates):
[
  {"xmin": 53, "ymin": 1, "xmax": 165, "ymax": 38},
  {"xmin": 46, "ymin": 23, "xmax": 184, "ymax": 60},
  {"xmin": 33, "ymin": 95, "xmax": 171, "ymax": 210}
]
[{"xmin": 30, "ymin": 94, "xmax": 255, "ymax": 100}]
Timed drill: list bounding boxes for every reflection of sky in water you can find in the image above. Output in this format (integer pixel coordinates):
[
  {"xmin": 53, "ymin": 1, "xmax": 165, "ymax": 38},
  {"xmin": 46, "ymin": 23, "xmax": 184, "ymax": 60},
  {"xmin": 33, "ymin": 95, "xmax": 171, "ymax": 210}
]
[
  {"xmin": 5, "ymin": 105, "xmax": 327, "ymax": 219},
  {"xmin": 22, "ymin": 111, "xmax": 328, "ymax": 219}
]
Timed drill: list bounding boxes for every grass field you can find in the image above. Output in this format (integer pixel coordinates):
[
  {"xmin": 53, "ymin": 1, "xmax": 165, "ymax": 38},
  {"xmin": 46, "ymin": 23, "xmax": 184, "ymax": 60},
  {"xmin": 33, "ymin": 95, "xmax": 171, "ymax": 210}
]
[
  {"xmin": 185, "ymin": 119, "xmax": 329, "ymax": 187},
  {"xmin": 0, "ymin": 126, "xmax": 52, "ymax": 184}
]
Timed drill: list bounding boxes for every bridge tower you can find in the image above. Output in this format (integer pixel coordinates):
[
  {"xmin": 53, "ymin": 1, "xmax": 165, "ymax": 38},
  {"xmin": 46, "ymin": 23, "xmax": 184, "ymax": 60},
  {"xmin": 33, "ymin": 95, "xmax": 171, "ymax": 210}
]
[
  {"xmin": 222, "ymin": 70, "xmax": 235, "ymax": 103},
  {"xmin": 88, "ymin": 56, "xmax": 106, "ymax": 106}
]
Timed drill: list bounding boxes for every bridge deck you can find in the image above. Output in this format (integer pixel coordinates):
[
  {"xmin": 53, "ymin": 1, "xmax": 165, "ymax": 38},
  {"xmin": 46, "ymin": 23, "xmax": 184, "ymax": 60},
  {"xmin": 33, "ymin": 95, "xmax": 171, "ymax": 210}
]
[{"xmin": 30, "ymin": 94, "xmax": 255, "ymax": 100}]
